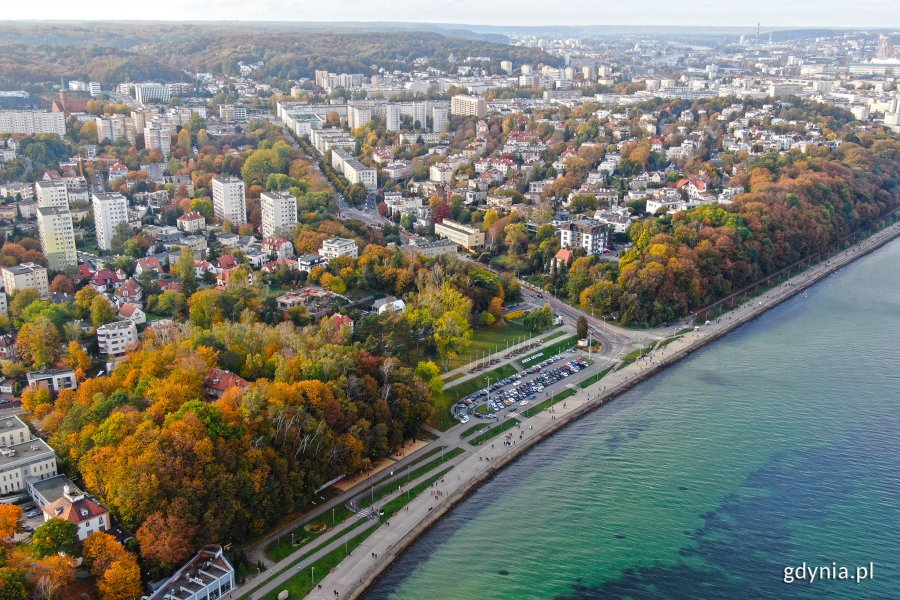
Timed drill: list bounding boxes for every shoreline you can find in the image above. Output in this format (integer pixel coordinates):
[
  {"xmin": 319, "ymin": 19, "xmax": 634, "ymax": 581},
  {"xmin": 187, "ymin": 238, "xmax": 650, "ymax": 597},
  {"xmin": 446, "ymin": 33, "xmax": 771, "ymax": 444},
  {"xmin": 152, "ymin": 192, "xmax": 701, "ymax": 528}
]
[{"xmin": 299, "ymin": 220, "xmax": 900, "ymax": 600}]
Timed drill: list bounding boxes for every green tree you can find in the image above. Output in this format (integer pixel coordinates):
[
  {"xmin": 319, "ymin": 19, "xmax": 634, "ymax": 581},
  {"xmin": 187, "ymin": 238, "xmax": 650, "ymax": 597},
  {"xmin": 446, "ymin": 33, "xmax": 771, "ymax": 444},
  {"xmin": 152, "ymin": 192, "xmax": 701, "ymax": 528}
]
[
  {"xmin": 524, "ymin": 304, "xmax": 554, "ymax": 331},
  {"xmin": 8, "ymin": 289, "xmax": 41, "ymax": 322},
  {"xmin": 577, "ymin": 315, "xmax": 588, "ymax": 340},
  {"xmin": 0, "ymin": 568, "xmax": 27, "ymax": 600},
  {"xmin": 433, "ymin": 311, "xmax": 472, "ymax": 368},
  {"xmin": 31, "ymin": 519, "xmax": 80, "ymax": 558},
  {"xmin": 173, "ymin": 246, "xmax": 197, "ymax": 295},
  {"xmin": 90, "ymin": 296, "xmax": 116, "ymax": 328}
]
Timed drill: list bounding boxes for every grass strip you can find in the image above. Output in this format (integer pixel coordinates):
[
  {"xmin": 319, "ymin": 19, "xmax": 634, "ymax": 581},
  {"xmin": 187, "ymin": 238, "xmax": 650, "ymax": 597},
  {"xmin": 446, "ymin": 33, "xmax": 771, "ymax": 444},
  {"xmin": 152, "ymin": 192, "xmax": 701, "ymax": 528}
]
[
  {"xmin": 577, "ymin": 367, "xmax": 613, "ymax": 389},
  {"xmin": 468, "ymin": 418, "xmax": 520, "ymax": 446},
  {"xmin": 522, "ymin": 388, "xmax": 576, "ymax": 417}
]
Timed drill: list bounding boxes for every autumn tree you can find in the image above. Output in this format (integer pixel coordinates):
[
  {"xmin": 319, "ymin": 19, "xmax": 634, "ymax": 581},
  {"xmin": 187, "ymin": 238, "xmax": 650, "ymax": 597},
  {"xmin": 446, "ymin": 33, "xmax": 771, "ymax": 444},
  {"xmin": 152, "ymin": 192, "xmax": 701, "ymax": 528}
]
[
  {"xmin": 82, "ymin": 532, "xmax": 127, "ymax": 577},
  {"xmin": 15, "ymin": 316, "xmax": 62, "ymax": 369},
  {"xmin": 98, "ymin": 557, "xmax": 142, "ymax": 600},
  {"xmin": 90, "ymin": 296, "xmax": 117, "ymax": 328},
  {"xmin": 62, "ymin": 341, "xmax": 92, "ymax": 380},
  {"xmin": 31, "ymin": 556, "xmax": 75, "ymax": 600},
  {"xmin": 0, "ymin": 504, "xmax": 21, "ymax": 541},
  {"xmin": 49, "ymin": 275, "xmax": 75, "ymax": 295},
  {"xmin": 136, "ymin": 512, "xmax": 196, "ymax": 570},
  {"xmin": 0, "ymin": 568, "xmax": 27, "ymax": 600}
]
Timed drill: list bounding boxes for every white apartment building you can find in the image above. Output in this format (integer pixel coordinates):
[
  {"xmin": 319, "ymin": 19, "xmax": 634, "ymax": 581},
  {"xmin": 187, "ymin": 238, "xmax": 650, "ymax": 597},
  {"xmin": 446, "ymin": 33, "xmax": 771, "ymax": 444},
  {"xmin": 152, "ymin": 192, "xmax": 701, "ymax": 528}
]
[
  {"xmin": 558, "ymin": 219, "xmax": 611, "ymax": 255},
  {"xmin": 348, "ymin": 106, "xmax": 372, "ymax": 129},
  {"xmin": 219, "ymin": 104, "xmax": 248, "ymax": 123},
  {"xmin": 450, "ymin": 95, "xmax": 487, "ymax": 118},
  {"xmin": 0, "ymin": 416, "xmax": 34, "ymax": 448},
  {"xmin": 134, "ymin": 83, "xmax": 170, "ymax": 105},
  {"xmin": 434, "ymin": 219, "xmax": 485, "ymax": 251},
  {"xmin": 319, "ymin": 237, "xmax": 358, "ymax": 261},
  {"xmin": 0, "ymin": 439, "xmax": 58, "ymax": 496},
  {"xmin": 144, "ymin": 119, "xmax": 171, "ymax": 158},
  {"xmin": 386, "ymin": 104, "xmax": 400, "ymax": 132},
  {"xmin": 146, "ymin": 545, "xmax": 235, "ymax": 600},
  {"xmin": 37, "ymin": 207, "xmax": 77, "ymax": 271},
  {"xmin": 1, "ymin": 263, "xmax": 49, "ymax": 296},
  {"xmin": 95, "ymin": 114, "xmax": 134, "ymax": 145},
  {"xmin": 0, "ymin": 111, "xmax": 66, "ymax": 137},
  {"xmin": 211, "ymin": 177, "xmax": 247, "ymax": 226},
  {"xmin": 432, "ymin": 106, "xmax": 449, "ymax": 133},
  {"xmin": 96, "ymin": 320, "xmax": 138, "ymax": 356},
  {"xmin": 92, "ymin": 192, "xmax": 129, "ymax": 251},
  {"xmin": 331, "ymin": 149, "xmax": 377, "ymax": 191},
  {"xmin": 34, "ymin": 181, "xmax": 68, "ymax": 209},
  {"xmin": 260, "ymin": 191, "xmax": 298, "ymax": 238}
]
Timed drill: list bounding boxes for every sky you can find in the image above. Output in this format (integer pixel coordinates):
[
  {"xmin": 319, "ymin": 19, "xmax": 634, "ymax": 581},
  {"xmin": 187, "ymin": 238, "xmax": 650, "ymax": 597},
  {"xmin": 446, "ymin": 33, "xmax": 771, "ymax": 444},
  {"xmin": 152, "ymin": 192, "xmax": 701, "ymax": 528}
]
[{"xmin": 5, "ymin": 0, "xmax": 900, "ymax": 29}]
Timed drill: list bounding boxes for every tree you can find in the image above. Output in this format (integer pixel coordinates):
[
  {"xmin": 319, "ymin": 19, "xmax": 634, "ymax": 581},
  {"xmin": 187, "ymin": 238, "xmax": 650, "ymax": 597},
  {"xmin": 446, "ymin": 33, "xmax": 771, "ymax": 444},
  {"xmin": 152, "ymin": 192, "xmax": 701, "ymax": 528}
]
[
  {"xmin": 189, "ymin": 290, "xmax": 222, "ymax": 329},
  {"xmin": 0, "ymin": 568, "xmax": 27, "ymax": 600},
  {"xmin": 524, "ymin": 304, "xmax": 554, "ymax": 332},
  {"xmin": 49, "ymin": 275, "xmax": 74, "ymax": 295},
  {"xmin": 98, "ymin": 557, "xmax": 142, "ymax": 600},
  {"xmin": 74, "ymin": 286, "xmax": 100, "ymax": 319},
  {"xmin": 433, "ymin": 311, "xmax": 472, "ymax": 369},
  {"xmin": 15, "ymin": 316, "xmax": 61, "ymax": 369},
  {"xmin": 0, "ymin": 504, "xmax": 21, "ymax": 541},
  {"xmin": 32, "ymin": 556, "xmax": 75, "ymax": 600},
  {"xmin": 30, "ymin": 518, "xmax": 79, "ymax": 558},
  {"xmin": 82, "ymin": 532, "xmax": 128, "ymax": 578},
  {"xmin": 90, "ymin": 296, "xmax": 117, "ymax": 328},
  {"xmin": 174, "ymin": 246, "xmax": 197, "ymax": 295},
  {"xmin": 136, "ymin": 512, "xmax": 196, "ymax": 570},
  {"xmin": 63, "ymin": 341, "xmax": 91, "ymax": 380},
  {"xmin": 576, "ymin": 315, "xmax": 588, "ymax": 340},
  {"xmin": 8, "ymin": 289, "xmax": 41, "ymax": 322},
  {"xmin": 347, "ymin": 183, "xmax": 368, "ymax": 206}
]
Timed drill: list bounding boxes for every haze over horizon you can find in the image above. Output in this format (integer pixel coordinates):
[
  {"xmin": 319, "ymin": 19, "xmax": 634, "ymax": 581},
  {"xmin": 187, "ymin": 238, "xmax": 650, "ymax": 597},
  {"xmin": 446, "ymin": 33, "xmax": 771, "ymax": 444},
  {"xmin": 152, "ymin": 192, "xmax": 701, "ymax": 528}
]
[{"xmin": 6, "ymin": 0, "xmax": 900, "ymax": 30}]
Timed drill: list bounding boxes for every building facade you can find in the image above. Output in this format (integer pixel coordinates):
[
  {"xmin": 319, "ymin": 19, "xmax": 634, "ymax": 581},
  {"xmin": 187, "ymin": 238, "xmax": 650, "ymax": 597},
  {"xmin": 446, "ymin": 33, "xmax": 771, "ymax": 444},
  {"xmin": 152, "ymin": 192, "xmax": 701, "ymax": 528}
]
[
  {"xmin": 260, "ymin": 191, "xmax": 298, "ymax": 238},
  {"xmin": 211, "ymin": 177, "xmax": 247, "ymax": 226},
  {"xmin": 434, "ymin": 219, "xmax": 486, "ymax": 251},
  {"xmin": 96, "ymin": 320, "xmax": 138, "ymax": 356},
  {"xmin": 319, "ymin": 237, "xmax": 358, "ymax": 261},
  {"xmin": 450, "ymin": 95, "xmax": 487, "ymax": 118},
  {"xmin": 92, "ymin": 192, "xmax": 129, "ymax": 251},
  {"xmin": 37, "ymin": 206, "xmax": 77, "ymax": 271},
  {"xmin": 558, "ymin": 219, "xmax": 611, "ymax": 255},
  {"xmin": 0, "ymin": 111, "xmax": 66, "ymax": 136},
  {"xmin": 34, "ymin": 181, "xmax": 68, "ymax": 209},
  {"xmin": 1, "ymin": 263, "xmax": 49, "ymax": 296}
]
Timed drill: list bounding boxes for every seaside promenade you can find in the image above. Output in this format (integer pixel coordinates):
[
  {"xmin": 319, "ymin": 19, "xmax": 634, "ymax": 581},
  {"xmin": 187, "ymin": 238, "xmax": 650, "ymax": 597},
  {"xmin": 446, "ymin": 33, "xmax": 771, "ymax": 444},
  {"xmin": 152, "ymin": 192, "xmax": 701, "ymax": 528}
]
[{"xmin": 296, "ymin": 219, "xmax": 900, "ymax": 600}]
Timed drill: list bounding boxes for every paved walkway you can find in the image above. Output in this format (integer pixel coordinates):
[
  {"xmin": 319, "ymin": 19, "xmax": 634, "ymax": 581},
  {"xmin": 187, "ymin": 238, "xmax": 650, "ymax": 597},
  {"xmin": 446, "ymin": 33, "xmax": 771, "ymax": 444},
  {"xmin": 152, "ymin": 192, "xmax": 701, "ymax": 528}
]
[{"xmin": 298, "ymin": 222, "xmax": 900, "ymax": 600}]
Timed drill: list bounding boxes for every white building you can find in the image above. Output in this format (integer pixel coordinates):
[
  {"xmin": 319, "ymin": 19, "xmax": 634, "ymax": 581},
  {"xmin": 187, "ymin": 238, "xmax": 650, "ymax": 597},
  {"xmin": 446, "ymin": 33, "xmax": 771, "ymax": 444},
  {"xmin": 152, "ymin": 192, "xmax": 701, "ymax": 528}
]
[
  {"xmin": 1, "ymin": 263, "xmax": 48, "ymax": 296},
  {"xmin": 134, "ymin": 83, "xmax": 170, "ymax": 105},
  {"xmin": 434, "ymin": 219, "xmax": 485, "ymax": 251},
  {"xmin": 0, "ymin": 111, "xmax": 66, "ymax": 137},
  {"xmin": 176, "ymin": 211, "xmax": 206, "ymax": 233},
  {"xmin": 37, "ymin": 479, "xmax": 110, "ymax": 541},
  {"xmin": 386, "ymin": 104, "xmax": 400, "ymax": 132},
  {"xmin": 0, "ymin": 439, "xmax": 58, "ymax": 496},
  {"xmin": 37, "ymin": 207, "xmax": 77, "ymax": 271},
  {"xmin": 144, "ymin": 119, "xmax": 171, "ymax": 158},
  {"xmin": 211, "ymin": 177, "xmax": 247, "ymax": 226},
  {"xmin": 26, "ymin": 369, "xmax": 77, "ymax": 392},
  {"xmin": 146, "ymin": 545, "xmax": 235, "ymax": 600},
  {"xmin": 432, "ymin": 106, "xmax": 449, "ymax": 133},
  {"xmin": 0, "ymin": 416, "xmax": 34, "ymax": 448},
  {"xmin": 558, "ymin": 219, "xmax": 611, "ymax": 255},
  {"xmin": 96, "ymin": 320, "xmax": 138, "ymax": 357},
  {"xmin": 34, "ymin": 181, "xmax": 68, "ymax": 209},
  {"xmin": 260, "ymin": 191, "xmax": 298, "ymax": 238},
  {"xmin": 348, "ymin": 106, "xmax": 372, "ymax": 129},
  {"xmin": 319, "ymin": 237, "xmax": 358, "ymax": 261},
  {"xmin": 450, "ymin": 95, "xmax": 487, "ymax": 118},
  {"xmin": 331, "ymin": 149, "xmax": 377, "ymax": 191},
  {"xmin": 92, "ymin": 192, "xmax": 129, "ymax": 251},
  {"xmin": 95, "ymin": 114, "xmax": 134, "ymax": 145}
]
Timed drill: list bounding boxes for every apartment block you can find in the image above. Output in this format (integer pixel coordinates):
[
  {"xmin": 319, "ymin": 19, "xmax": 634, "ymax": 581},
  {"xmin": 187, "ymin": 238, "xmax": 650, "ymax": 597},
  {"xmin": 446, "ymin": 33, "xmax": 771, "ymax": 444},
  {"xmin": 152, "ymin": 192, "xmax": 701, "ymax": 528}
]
[
  {"xmin": 96, "ymin": 320, "xmax": 138, "ymax": 356},
  {"xmin": 260, "ymin": 191, "xmax": 298, "ymax": 238},
  {"xmin": 319, "ymin": 237, "xmax": 358, "ymax": 261},
  {"xmin": 0, "ymin": 111, "xmax": 66, "ymax": 137},
  {"xmin": 558, "ymin": 219, "xmax": 611, "ymax": 255},
  {"xmin": 37, "ymin": 207, "xmax": 77, "ymax": 270},
  {"xmin": 434, "ymin": 219, "xmax": 485, "ymax": 251},
  {"xmin": 211, "ymin": 177, "xmax": 247, "ymax": 226},
  {"xmin": 1, "ymin": 263, "xmax": 49, "ymax": 296},
  {"xmin": 92, "ymin": 192, "xmax": 129, "ymax": 251},
  {"xmin": 34, "ymin": 181, "xmax": 68, "ymax": 209},
  {"xmin": 450, "ymin": 95, "xmax": 487, "ymax": 118}
]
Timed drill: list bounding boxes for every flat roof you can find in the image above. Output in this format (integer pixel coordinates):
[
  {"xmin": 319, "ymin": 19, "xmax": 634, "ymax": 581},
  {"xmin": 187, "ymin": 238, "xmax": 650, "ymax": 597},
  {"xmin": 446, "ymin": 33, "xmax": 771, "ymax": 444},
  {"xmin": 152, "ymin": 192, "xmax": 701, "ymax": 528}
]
[{"xmin": 0, "ymin": 438, "xmax": 54, "ymax": 468}]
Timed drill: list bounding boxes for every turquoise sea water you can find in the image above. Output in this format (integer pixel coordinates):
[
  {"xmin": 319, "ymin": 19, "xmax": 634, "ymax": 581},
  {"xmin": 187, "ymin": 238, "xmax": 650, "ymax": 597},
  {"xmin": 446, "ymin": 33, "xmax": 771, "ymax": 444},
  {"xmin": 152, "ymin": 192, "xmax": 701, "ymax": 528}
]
[{"xmin": 365, "ymin": 240, "xmax": 900, "ymax": 600}]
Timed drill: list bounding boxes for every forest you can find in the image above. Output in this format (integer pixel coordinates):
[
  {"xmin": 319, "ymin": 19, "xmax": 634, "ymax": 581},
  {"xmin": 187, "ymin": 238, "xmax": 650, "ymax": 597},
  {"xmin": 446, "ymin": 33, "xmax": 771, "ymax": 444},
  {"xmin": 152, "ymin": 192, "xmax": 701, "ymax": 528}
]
[{"xmin": 0, "ymin": 23, "xmax": 558, "ymax": 85}]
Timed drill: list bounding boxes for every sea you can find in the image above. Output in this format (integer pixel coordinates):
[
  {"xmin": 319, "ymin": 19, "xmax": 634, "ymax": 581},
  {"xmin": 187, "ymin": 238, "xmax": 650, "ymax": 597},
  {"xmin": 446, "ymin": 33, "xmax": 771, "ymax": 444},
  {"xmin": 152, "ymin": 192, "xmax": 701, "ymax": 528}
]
[{"xmin": 364, "ymin": 239, "xmax": 900, "ymax": 600}]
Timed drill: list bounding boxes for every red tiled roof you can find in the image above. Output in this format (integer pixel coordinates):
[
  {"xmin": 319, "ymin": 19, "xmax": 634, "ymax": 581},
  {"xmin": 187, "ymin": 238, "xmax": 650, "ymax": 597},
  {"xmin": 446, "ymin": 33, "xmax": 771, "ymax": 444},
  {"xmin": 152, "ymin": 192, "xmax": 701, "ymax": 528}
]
[
  {"xmin": 43, "ymin": 495, "xmax": 108, "ymax": 524},
  {"xmin": 204, "ymin": 368, "xmax": 250, "ymax": 393}
]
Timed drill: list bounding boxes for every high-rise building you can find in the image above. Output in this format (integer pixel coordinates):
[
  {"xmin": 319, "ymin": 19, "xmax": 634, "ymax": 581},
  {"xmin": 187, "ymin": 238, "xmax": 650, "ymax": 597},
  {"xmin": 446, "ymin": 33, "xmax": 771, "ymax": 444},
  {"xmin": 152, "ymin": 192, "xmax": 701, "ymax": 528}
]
[
  {"xmin": 0, "ymin": 111, "xmax": 66, "ymax": 137},
  {"xmin": 92, "ymin": 192, "xmax": 129, "ymax": 251},
  {"xmin": 348, "ymin": 106, "xmax": 372, "ymax": 129},
  {"xmin": 501, "ymin": 60, "xmax": 513, "ymax": 74},
  {"xmin": 134, "ymin": 83, "xmax": 170, "ymax": 105},
  {"xmin": 211, "ymin": 177, "xmax": 247, "ymax": 226},
  {"xmin": 37, "ymin": 206, "xmax": 77, "ymax": 271},
  {"xmin": 34, "ymin": 181, "xmax": 69, "ymax": 209},
  {"xmin": 450, "ymin": 95, "xmax": 487, "ymax": 118},
  {"xmin": 432, "ymin": 106, "xmax": 449, "ymax": 133},
  {"xmin": 260, "ymin": 191, "xmax": 298, "ymax": 238},
  {"xmin": 413, "ymin": 102, "xmax": 428, "ymax": 129},
  {"xmin": 385, "ymin": 104, "xmax": 400, "ymax": 132},
  {"xmin": 96, "ymin": 115, "xmax": 134, "ymax": 145},
  {"xmin": 558, "ymin": 219, "xmax": 611, "ymax": 255},
  {"xmin": 144, "ymin": 119, "xmax": 171, "ymax": 158}
]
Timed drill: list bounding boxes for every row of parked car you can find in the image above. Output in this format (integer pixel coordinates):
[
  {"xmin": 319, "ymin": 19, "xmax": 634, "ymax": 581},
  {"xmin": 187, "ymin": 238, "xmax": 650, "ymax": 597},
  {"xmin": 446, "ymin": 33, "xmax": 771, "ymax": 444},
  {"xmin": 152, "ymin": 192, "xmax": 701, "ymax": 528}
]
[{"xmin": 455, "ymin": 351, "xmax": 589, "ymax": 423}]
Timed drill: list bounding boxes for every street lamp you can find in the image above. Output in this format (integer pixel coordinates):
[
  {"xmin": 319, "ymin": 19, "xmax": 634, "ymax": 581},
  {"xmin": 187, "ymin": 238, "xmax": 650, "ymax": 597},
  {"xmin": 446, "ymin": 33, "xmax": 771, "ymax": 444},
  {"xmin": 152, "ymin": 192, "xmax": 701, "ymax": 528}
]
[{"xmin": 332, "ymin": 507, "xmax": 336, "ymax": 526}]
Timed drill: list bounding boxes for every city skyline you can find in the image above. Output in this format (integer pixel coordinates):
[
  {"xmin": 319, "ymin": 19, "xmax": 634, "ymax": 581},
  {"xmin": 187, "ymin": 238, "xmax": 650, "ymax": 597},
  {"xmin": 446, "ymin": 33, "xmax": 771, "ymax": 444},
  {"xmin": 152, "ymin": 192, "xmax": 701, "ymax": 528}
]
[{"xmin": 5, "ymin": 0, "xmax": 900, "ymax": 29}]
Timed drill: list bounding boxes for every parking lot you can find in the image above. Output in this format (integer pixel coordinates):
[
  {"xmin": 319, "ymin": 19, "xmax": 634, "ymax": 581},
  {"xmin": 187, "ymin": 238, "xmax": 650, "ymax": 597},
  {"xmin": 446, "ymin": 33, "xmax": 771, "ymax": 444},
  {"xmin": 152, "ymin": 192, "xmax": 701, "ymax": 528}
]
[{"xmin": 454, "ymin": 351, "xmax": 590, "ymax": 423}]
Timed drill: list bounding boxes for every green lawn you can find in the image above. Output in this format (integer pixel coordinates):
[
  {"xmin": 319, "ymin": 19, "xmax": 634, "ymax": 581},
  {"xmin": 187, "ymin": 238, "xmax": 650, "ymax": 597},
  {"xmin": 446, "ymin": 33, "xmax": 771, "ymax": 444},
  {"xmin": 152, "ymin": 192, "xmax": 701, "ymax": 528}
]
[
  {"xmin": 261, "ymin": 467, "xmax": 454, "ymax": 600},
  {"xmin": 517, "ymin": 336, "xmax": 578, "ymax": 367},
  {"xmin": 468, "ymin": 418, "xmax": 520, "ymax": 446},
  {"xmin": 447, "ymin": 319, "xmax": 551, "ymax": 370},
  {"xmin": 460, "ymin": 423, "xmax": 489, "ymax": 438},
  {"xmin": 617, "ymin": 346, "xmax": 652, "ymax": 369},
  {"xmin": 431, "ymin": 364, "xmax": 519, "ymax": 430},
  {"xmin": 577, "ymin": 367, "xmax": 613, "ymax": 389},
  {"xmin": 522, "ymin": 388, "xmax": 576, "ymax": 418}
]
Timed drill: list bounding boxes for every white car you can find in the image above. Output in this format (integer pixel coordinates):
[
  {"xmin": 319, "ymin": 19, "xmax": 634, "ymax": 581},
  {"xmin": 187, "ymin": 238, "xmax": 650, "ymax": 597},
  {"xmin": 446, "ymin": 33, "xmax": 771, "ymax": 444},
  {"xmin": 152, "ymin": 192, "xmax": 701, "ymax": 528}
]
[
  {"xmin": 520, "ymin": 400, "xmax": 529, "ymax": 406},
  {"xmin": 460, "ymin": 416, "xmax": 469, "ymax": 424}
]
